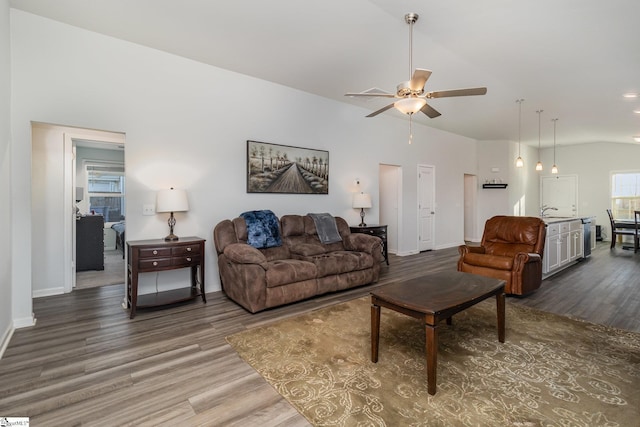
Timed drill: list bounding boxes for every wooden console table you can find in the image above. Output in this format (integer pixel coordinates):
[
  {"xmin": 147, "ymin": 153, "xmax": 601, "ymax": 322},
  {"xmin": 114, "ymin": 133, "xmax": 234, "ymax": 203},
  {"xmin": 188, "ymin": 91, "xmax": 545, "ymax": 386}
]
[
  {"xmin": 127, "ymin": 236, "xmax": 206, "ymax": 318},
  {"xmin": 350, "ymin": 224, "xmax": 388, "ymax": 265}
]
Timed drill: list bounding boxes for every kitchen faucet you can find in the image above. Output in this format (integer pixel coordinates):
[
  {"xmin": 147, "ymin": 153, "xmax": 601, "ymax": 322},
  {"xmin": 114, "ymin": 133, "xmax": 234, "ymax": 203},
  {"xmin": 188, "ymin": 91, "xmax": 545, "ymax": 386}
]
[{"xmin": 540, "ymin": 205, "xmax": 558, "ymax": 217}]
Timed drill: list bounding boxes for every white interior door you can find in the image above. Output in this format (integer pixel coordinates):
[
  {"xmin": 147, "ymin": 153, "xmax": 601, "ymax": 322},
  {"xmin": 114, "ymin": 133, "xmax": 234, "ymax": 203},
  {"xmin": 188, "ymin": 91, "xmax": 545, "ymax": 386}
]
[
  {"xmin": 541, "ymin": 175, "xmax": 578, "ymax": 217},
  {"xmin": 418, "ymin": 165, "xmax": 435, "ymax": 251}
]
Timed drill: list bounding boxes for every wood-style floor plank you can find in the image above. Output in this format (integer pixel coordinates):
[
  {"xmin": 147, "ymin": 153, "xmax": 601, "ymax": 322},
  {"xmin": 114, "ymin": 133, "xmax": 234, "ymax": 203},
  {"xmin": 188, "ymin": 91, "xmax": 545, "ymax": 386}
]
[{"xmin": 0, "ymin": 242, "xmax": 638, "ymax": 426}]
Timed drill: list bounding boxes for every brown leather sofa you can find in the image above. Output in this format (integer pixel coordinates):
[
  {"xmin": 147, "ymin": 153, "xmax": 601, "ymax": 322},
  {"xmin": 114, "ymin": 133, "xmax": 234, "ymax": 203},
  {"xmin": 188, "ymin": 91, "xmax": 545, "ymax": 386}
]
[
  {"xmin": 214, "ymin": 214, "xmax": 384, "ymax": 313},
  {"xmin": 457, "ymin": 216, "xmax": 546, "ymax": 296}
]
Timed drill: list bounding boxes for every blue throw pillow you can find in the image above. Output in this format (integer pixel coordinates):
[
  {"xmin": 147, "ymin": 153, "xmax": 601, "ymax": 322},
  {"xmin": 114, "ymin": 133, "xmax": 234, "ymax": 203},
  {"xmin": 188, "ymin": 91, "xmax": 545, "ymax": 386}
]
[{"xmin": 240, "ymin": 210, "xmax": 282, "ymax": 249}]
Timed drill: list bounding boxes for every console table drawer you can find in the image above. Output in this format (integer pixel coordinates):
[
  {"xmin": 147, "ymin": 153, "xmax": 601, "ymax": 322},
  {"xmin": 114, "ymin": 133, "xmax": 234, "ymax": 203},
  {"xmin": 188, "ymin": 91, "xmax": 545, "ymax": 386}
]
[
  {"xmin": 172, "ymin": 245, "xmax": 201, "ymax": 256},
  {"xmin": 171, "ymin": 255, "xmax": 201, "ymax": 267},
  {"xmin": 139, "ymin": 257, "xmax": 172, "ymax": 269},
  {"xmin": 139, "ymin": 247, "xmax": 172, "ymax": 258}
]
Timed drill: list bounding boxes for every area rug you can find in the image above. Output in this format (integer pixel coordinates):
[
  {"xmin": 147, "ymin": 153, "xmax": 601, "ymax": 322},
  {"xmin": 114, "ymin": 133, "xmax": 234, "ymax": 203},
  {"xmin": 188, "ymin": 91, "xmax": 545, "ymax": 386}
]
[{"xmin": 226, "ymin": 297, "xmax": 640, "ymax": 426}]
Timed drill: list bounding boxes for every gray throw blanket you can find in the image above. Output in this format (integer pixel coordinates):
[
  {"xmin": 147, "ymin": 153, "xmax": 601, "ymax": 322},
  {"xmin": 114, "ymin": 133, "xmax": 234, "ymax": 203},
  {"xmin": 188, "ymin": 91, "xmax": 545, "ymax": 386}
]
[{"xmin": 308, "ymin": 213, "xmax": 342, "ymax": 244}]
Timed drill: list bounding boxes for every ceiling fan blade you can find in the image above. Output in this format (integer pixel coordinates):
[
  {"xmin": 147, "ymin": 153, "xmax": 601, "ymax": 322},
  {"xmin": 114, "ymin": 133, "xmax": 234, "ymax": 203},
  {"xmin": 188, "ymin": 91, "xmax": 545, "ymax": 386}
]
[
  {"xmin": 426, "ymin": 87, "xmax": 487, "ymax": 98},
  {"xmin": 366, "ymin": 103, "xmax": 395, "ymax": 117},
  {"xmin": 345, "ymin": 87, "xmax": 395, "ymax": 98},
  {"xmin": 345, "ymin": 92, "xmax": 396, "ymax": 98},
  {"xmin": 409, "ymin": 69, "xmax": 432, "ymax": 92},
  {"xmin": 420, "ymin": 103, "xmax": 441, "ymax": 118}
]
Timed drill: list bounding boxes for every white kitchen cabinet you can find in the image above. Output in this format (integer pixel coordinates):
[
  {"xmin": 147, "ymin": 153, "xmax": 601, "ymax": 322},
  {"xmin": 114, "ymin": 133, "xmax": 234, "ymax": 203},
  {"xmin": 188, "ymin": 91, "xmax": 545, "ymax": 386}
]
[
  {"xmin": 543, "ymin": 219, "xmax": 584, "ymax": 277},
  {"xmin": 570, "ymin": 221, "xmax": 583, "ymax": 261},
  {"xmin": 544, "ymin": 223, "xmax": 560, "ymax": 273}
]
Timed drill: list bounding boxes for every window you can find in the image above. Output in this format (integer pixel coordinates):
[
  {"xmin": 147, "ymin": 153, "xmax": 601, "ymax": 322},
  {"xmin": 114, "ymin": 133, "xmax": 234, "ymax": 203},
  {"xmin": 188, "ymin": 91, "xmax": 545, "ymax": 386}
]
[
  {"xmin": 611, "ymin": 172, "xmax": 640, "ymax": 220},
  {"xmin": 86, "ymin": 163, "xmax": 125, "ymax": 222}
]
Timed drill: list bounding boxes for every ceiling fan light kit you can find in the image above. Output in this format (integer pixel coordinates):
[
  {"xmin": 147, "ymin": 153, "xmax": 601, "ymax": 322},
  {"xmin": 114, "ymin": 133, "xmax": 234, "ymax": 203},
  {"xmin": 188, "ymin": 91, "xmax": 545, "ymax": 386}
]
[
  {"xmin": 394, "ymin": 97, "xmax": 427, "ymax": 115},
  {"xmin": 345, "ymin": 12, "xmax": 487, "ymax": 143}
]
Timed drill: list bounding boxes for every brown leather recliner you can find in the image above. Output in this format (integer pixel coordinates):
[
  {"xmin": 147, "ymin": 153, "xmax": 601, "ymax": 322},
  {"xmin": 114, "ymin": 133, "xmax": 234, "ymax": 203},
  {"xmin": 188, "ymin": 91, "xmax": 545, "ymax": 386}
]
[{"xmin": 457, "ymin": 216, "xmax": 546, "ymax": 296}]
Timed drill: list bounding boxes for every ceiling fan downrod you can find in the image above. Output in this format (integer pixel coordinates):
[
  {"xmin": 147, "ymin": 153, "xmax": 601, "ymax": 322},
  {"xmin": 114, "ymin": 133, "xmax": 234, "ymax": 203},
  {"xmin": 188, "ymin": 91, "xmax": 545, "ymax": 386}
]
[{"xmin": 405, "ymin": 13, "xmax": 419, "ymax": 81}]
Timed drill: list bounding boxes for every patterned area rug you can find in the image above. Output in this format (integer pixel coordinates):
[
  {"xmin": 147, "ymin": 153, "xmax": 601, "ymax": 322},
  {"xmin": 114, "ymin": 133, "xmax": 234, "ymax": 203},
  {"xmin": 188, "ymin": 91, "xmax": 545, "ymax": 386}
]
[{"xmin": 226, "ymin": 297, "xmax": 640, "ymax": 426}]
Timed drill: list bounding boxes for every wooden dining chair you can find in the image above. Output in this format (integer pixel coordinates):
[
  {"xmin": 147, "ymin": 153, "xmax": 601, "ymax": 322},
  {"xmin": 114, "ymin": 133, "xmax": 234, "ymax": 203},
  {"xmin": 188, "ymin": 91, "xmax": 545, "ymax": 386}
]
[
  {"xmin": 607, "ymin": 209, "xmax": 638, "ymax": 250},
  {"xmin": 634, "ymin": 211, "xmax": 640, "ymax": 253}
]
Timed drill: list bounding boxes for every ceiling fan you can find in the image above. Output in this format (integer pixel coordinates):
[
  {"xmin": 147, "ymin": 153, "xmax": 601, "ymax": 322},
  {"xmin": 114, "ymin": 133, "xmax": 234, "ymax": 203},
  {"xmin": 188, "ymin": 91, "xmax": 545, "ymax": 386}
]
[{"xmin": 345, "ymin": 13, "xmax": 487, "ymax": 124}]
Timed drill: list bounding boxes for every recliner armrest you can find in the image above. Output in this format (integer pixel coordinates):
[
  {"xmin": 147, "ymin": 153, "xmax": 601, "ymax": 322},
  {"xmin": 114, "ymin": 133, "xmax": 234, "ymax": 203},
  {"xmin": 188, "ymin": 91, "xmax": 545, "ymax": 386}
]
[
  {"xmin": 344, "ymin": 233, "xmax": 383, "ymax": 256},
  {"xmin": 458, "ymin": 245, "xmax": 485, "ymax": 256},
  {"xmin": 513, "ymin": 252, "xmax": 541, "ymax": 271},
  {"xmin": 223, "ymin": 243, "xmax": 268, "ymax": 269}
]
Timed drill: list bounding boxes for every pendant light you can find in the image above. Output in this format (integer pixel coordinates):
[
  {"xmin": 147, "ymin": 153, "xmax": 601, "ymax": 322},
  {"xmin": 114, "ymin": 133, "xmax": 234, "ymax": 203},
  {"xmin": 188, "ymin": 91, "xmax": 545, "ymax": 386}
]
[
  {"xmin": 551, "ymin": 118, "xmax": 559, "ymax": 174},
  {"xmin": 535, "ymin": 110, "xmax": 543, "ymax": 171},
  {"xmin": 515, "ymin": 99, "xmax": 524, "ymax": 167}
]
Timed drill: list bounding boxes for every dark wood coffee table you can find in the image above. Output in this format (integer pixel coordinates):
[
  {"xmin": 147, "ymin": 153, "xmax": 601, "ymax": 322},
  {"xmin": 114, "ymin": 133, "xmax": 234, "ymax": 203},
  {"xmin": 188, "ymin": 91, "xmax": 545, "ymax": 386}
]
[{"xmin": 370, "ymin": 271, "xmax": 505, "ymax": 395}]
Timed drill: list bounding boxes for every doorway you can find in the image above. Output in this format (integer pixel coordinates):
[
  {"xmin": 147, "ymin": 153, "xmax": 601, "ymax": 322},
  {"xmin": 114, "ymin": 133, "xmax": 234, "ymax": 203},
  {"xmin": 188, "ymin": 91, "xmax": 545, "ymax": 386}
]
[
  {"xmin": 74, "ymin": 144, "xmax": 126, "ymax": 289},
  {"xmin": 379, "ymin": 164, "xmax": 401, "ymax": 255},
  {"xmin": 418, "ymin": 164, "xmax": 435, "ymax": 251},
  {"xmin": 464, "ymin": 174, "xmax": 479, "ymax": 242},
  {"xmin": 30, "ymin": 123, "xmax": 125, "ymax": 298}
]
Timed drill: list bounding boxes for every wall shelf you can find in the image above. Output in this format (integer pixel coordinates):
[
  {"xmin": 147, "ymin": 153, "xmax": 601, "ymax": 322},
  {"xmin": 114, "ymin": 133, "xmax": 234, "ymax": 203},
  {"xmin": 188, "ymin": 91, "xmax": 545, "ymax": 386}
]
[{"xmin": 482, "ymin": 183, "xmax": 508, "ymax": 189}]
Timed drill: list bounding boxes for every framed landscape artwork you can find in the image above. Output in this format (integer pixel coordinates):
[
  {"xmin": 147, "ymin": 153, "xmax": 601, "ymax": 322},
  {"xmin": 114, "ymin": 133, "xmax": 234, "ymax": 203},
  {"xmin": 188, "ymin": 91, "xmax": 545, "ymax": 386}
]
[{"xmin": 247, "ymin": 140, "xmax": 329, "ymax": 194}]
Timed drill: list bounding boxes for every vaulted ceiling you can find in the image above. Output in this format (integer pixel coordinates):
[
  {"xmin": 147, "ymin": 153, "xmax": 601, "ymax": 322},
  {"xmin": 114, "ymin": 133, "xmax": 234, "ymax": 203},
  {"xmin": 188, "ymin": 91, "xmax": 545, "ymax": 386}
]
[{"xmin": 10, "ymin": 0, "xmax": 640, "ymax": 147}]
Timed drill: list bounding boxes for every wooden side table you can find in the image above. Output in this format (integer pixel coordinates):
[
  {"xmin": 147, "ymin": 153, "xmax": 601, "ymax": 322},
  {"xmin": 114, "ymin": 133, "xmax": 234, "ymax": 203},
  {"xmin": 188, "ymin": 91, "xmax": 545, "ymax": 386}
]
[
  {"xmin": 350, "ymin": 224, "xmax": 388, "ymax": 265},
  {"xmin": 127, "ymin": 236, "xmax": 206, "ymax": 319}
]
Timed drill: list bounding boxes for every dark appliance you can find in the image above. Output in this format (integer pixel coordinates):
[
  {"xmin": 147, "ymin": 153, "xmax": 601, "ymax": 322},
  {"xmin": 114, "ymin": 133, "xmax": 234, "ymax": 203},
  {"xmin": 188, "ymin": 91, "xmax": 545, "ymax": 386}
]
[{"xmin": 582, "ymin": 218, "xmax": 592, "ymax": 258}]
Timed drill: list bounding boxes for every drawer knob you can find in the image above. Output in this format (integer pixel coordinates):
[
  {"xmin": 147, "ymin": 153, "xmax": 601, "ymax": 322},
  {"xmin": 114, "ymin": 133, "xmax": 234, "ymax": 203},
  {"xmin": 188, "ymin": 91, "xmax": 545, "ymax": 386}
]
[
  {"xmin": 186, "ymin": 247, "xmax": 192, "ymax": 252},
  {"xmin": 186, "ymin": 257, "xmax": 192, "ymax": 262},
  {"xmin": 153, "ymin": 250, "xmax": 158, "ymax": 255},
  {"xmin": 153, "ymin": 261, "xmax": 158, "ymax": 266}
]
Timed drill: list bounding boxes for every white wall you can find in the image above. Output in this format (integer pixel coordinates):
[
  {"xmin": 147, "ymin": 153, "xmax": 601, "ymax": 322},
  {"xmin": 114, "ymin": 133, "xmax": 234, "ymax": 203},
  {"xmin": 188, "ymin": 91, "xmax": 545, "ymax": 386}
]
[
  {"xmin": 509, "ymin": 142, "xmax": 541, "ymax": 218},
  {"xmin": 0, "ymin": 0, "xmax": 13, "ymax": 356},
  {"xmin": 476, "ymin": 140, "xmax": 510, "ymax": 226},
  {"xmin": 10, "ymin": 10, "xmax": 478, "ymax": 317},
  {"xmin": 537, "ymin": 142, "xmax": 640, "ymax": 238}
]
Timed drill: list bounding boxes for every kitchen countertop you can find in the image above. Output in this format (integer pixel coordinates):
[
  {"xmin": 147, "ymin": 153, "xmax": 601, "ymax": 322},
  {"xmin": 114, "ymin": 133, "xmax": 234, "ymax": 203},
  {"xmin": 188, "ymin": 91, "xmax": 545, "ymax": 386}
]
[{"xmin": 541, "ymin": 216, "xmax": 594, "ymax": 224}]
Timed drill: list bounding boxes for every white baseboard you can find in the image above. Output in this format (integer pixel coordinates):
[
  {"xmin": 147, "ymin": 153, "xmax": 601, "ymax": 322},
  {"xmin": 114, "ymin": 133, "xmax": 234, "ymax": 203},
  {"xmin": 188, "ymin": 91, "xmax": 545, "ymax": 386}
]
[
  {"xmin": 33, "ymin": 287, "xmax": 65, "ymax": 298},
  {"xmin": 435, "ymin": 242, "xmax": 465, "ymax": 250},
  {"xmin": 396, "ymin": 250, "xmax": 419, "ymax": 256},
  {"xmin": 13, "ymin": 314, "xmax": 36, "ymax": 329},
  {"xmin": 0, "ymin": 322, "xmax": 14, "ymax": 359},
  {"xmin": 1, "ymin": 313, "xmax": 37, "ymax": 358}
]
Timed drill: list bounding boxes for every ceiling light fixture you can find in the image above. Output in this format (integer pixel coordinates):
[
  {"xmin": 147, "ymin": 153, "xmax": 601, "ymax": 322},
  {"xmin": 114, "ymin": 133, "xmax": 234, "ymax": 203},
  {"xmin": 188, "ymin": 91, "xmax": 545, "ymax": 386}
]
[
  {"xmin": 535, "ymin": 109, "xmax": 543, "ymax": 171},
  {"xmin": 515, "ymin": 99, "xmax": 524, "ymax": 168},
  {"xmin": 634, "ymin": 136, "xmax": 640, "ymax": 142},
  {"xmin": 395, "ymin": 97, "xmax": 427, "ymax": 115},
  {"xmin": 551, "ymin": 118, "xmax": 559, "ymax": 174},
  {"xmin": 623, "ymin": 93, "xmax": 639, "ymax": 98},
  {"xmin": 395, "ymin": 96, "xmax": 427, "ymax": 144}
]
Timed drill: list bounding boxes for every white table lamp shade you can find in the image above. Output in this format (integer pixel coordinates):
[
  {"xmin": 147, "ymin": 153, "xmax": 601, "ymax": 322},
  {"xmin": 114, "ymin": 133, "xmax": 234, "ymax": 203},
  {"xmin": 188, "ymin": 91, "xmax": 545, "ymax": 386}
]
[
  {"xmin": 157, "ymin": 188, "xmax": 189, "ymax": 213},
  {"xmin": 352, "ymin": 193, "xmax": 372, "ymax": 209}
]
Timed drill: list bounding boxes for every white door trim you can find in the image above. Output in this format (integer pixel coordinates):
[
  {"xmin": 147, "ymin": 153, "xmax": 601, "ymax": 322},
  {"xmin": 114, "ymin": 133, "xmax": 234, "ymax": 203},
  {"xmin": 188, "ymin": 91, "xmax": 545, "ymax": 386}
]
[
  {"xmin": 63, "ymin": 131, "xmax": 126, "ymax": 294},
  {"xmin": 417, "ymin": 164, "xmax": 436, "ymax": 251}
]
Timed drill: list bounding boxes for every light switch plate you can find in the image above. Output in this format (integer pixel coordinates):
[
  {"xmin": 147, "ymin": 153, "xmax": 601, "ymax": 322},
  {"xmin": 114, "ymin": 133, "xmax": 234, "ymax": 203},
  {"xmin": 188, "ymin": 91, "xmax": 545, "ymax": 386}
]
[{"xmin": 142, "ymin": 204, "xmax": 155, "ymax": 215}]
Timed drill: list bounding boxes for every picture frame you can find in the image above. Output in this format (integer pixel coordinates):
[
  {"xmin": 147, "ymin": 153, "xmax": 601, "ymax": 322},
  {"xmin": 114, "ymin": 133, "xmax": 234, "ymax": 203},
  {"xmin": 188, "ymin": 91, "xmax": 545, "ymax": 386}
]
[{"xmin": 247, "ymin": 140, "xmax": 329, "ymax": 194}]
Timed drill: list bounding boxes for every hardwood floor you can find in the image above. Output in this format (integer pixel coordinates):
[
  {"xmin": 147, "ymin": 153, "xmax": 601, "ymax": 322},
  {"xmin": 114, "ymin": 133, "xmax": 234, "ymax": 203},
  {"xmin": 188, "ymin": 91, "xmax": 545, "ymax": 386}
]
[{"xmin": 1, "ymin": 242, "xmax": 638, "ymax": 425}]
